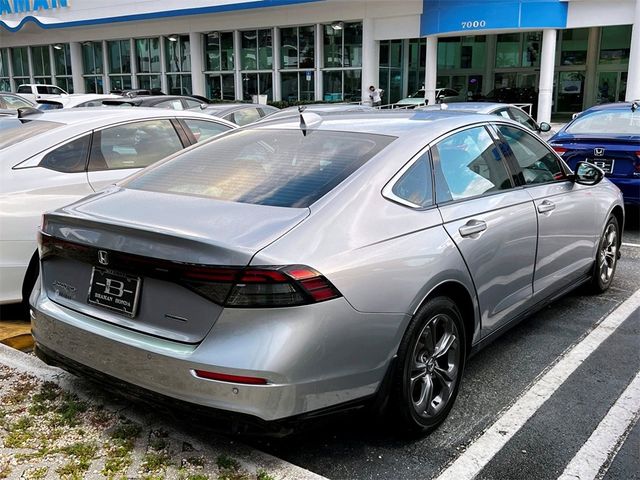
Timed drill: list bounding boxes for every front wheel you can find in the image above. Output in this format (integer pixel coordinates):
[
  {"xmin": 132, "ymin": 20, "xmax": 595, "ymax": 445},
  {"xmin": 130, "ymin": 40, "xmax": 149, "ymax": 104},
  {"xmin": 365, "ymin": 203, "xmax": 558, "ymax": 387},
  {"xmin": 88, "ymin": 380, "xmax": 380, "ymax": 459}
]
[
  {"xmin": 388, "ymin": 296, "xmax": 466, "ymax": 434},
  {"xmin": 589, "ymin": 215, "xmax": 619, "ymax": 293}
]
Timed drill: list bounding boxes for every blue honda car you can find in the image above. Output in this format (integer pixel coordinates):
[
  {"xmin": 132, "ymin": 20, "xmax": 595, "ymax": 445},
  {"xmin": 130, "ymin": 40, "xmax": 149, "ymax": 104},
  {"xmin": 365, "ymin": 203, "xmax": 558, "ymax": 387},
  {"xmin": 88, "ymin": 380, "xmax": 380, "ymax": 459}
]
[{"xmin": 548, "ymin": 102, "xmax": 640, "ymax": 205}]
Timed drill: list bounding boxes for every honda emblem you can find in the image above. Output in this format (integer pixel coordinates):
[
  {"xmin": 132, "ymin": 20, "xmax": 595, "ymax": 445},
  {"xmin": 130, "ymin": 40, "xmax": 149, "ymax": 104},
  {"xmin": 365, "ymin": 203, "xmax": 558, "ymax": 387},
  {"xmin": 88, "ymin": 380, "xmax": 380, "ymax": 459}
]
[
  {"xmin": 98, "ymin": 250, "xmax": 109, "ymax": 266},
  {"xmin": 594, "ymin": 148, "xmax": 605, "ymax": 157}
]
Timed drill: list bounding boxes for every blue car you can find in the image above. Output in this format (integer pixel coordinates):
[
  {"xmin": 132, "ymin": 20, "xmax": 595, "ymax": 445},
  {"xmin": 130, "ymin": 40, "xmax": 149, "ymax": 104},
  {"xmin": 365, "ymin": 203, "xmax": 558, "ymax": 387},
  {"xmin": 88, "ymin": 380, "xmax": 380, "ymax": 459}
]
[{"xmin": 548, "ymin": 102, "xmax": 640, "ymax": 205}]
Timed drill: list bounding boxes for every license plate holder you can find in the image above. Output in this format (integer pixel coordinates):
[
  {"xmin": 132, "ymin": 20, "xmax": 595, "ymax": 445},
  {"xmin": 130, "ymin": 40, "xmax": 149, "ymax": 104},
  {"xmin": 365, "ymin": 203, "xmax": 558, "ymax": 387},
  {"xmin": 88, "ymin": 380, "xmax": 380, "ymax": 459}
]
[
  {"xmin": 586, "ymin": 158, "xmax": 615, "ymax": 174},
  {"xmin": 87, "ymin": 267, "xmax": 141, "ymax": 317}
]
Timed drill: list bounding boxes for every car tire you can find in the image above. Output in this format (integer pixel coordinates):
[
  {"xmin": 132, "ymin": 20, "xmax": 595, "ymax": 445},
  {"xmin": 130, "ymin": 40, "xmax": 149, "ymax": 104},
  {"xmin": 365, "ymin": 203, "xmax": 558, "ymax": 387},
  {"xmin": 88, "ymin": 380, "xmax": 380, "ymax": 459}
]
[
  {"xmin": 387, "ymin": 296, "xmax": 466, "ymax": 435},
  {"xmin": 588, "ymin": 215, "xmax": 619, "ymax": 294}
]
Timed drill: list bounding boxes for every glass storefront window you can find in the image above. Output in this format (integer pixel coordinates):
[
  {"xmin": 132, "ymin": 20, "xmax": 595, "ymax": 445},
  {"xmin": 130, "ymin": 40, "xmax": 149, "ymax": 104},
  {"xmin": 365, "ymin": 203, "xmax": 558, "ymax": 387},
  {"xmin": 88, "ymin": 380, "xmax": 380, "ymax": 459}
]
[
  {"xmin": 31, "ymin": 46, "xmax": 51, "ymax": 78},
  {"xmin": 138, "ymin": 75, "xmax": 162, "ymax": 91},
  {"xmin": 556, "ymin": 71, "xmax": 585, "ymax": 112},
  {"xmin": 109, "ymin": 75, "xmax": 132, "ymax": 91},
  {"xmin": 136, "ymin": 37, "xmax": 161, "ymax": 74},
  {"xmin": 206, "ymin": 73, "xmax": 235, "ymax": 100},
  {"xmin": 560, "ymin": 28, "xmax": 588, "ymax": 66},
  {"xmin": 522, "ymin": 32, "xmax": 541, "ymax": 67},
  {"xmin": 205, "ymin": 32, "xmax": 234, "ymax": 72},
  {"xmin": 241, "ymin": 29, "xmax": 273, "ymax": 71},
  {"xmin": 82, "ymin": 42, "xmax": 103, "ymax": 75},
  {"xmin": 280, "ymin": 25, "xmax": 314, "ymax": 69},
  {"xmin": 407, "ymin": 38, "xmax": 426, "ymax": 95},
  {"xmin": 85, "ymin": 77, "xmax": 104, "ymax": 94},
  {"xmin": 53, "ymin": 44, "xmax": 73, "ymax": 93},
  {"xmin": 379, "ymin": 40, "xmax": 403, "ymax": 103},
  {"xmin": 241, "ymin": 72, "xmax": 273, "ymax": 101},
  {"xmin": 323, "ymin": 69, "xmax": 361, "ymax": 102},
  {"xmin": 496, "ymin": 33, "xmax": 520, "ymax": 68},
  {"xmin": 11, "ymin": 47, "xmax": 29, "ymax": 77},
  {"xmin": 167, "ymin": 74, "xmax": 192, "ymax": 96},
  {"xmin": 281, "ymin": 71, "xmax": 315, "ymax": 102},
  {"xmin": 323, "ymin": 22, "xmax": 362, "ymax": 68},
  {"xmin": 108, "ymin": 40, "xmax": 131, "ymax": 75},
  {"xmin": 0, "ymin": 49, "xmax": 10, "ymax": 91},
  {"xmin": 599, "ymin": 25, "xmax": 632, "ymax": 64},
  {"xmin": 166, "ymin": 35, "xmax": 191, "ymax": 73}
]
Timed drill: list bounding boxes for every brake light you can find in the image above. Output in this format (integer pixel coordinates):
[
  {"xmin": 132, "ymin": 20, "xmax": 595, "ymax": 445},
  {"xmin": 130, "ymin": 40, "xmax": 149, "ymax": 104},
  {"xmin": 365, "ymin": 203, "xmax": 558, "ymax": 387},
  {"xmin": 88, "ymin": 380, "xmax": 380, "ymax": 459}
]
[
  {"xmin": 193, "ymin": 370, "xmax": 268, "ymax": 385},
  {"xmin": 183, "ymin": 265, "xmax": 342, "ymax": 308},
  {"xmin": 551, "ymin": 145, "xmax": 568, "ymax": 155},
  {"xmin": 635, "ymin": 153, "xmax": 640, "ymax": 174}
]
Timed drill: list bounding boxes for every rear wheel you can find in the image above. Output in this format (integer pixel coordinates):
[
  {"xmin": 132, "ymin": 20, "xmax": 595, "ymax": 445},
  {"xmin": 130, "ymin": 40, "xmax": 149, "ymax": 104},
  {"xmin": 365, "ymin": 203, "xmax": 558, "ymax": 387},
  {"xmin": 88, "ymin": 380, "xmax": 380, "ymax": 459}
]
[
  {"xmin": 388, "ymin": 296, "xmax": 466, "ymax": 434},
  {"xmin": 589, "ymin": 216, "xmax": 619, "ymax": 293}
]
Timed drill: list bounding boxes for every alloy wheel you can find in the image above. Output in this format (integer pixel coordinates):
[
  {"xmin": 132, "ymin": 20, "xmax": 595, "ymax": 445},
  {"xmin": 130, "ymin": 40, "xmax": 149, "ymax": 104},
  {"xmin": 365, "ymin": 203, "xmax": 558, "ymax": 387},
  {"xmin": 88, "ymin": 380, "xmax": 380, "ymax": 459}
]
[{"xmin": 599, "ymin": 223, "xmax": 618, "ymax": 284}]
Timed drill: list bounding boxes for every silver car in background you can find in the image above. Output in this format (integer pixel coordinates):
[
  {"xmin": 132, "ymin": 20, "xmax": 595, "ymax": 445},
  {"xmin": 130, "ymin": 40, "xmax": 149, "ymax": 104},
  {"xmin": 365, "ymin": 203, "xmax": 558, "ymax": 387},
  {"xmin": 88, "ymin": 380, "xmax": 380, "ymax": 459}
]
[{"xmin": 31, "ymin": 110, "xmax": 624, "ymax": 435}]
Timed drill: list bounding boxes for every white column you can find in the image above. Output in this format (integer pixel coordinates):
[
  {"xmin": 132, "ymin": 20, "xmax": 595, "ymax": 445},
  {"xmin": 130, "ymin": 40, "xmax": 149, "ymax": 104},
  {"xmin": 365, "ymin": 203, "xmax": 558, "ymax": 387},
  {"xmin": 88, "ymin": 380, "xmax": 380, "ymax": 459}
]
[
  {"xmin": 189, "ymin": 32, "xmax": 205, "ymax": 96},
  {"xmin": 273, "ymin": 27, "xmax": 281, "ymax": 101},
  {"xmin": 49, "ymin": 45, "xmax": 56, "ymax": 86},
  {"xmin": 159, "ymin": 36, "xmax": 169, "ymax": 94},
  {"xmin": 625, "ymin": 0, "xmax": 640, "ymax": 101},
  {"xmin": 537, "ymin": 29, "xmax": 557, "ymax": 124},
  {"xmin": 7, "ymin": 49, "xmax": 15, "ymax": 91},
  {"xmin": 27, "ymin": 46, "xmax": 34, "ymax": 84},
  {"xmin": 424, "ymin": 35, "xmax": 437, "ymax": 105},
  {"xmin": 361, "ymin": 17, "xmax": 379, "ymax": 104},
  {"xmin": 102, "ymin": 40, "xmax": 111, "ymax": 93},
  {"xmin": 130, "ymin": 38, "xmax": 138, "ymax": 89},
  {"xmin": 234, "ymin": 30, "xmax": 243, "ymax": 100},
  {"xmin": 315, "ymin": 23, "xmax": 323, "ymax": 101},
  {"xmin": 69, "ymin": 42, "xmax": 85, "ymax": 93}
]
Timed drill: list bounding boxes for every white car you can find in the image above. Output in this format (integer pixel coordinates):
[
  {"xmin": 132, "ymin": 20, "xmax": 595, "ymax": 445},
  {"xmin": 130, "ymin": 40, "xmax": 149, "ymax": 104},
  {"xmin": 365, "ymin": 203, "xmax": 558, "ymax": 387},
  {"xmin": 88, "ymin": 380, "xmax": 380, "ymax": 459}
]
[
  {"xmin": 396, "ymin": 88, "xmax": 465, "ymax": 108},
  {"xmin": 16, "ymin": 84, "xmax": 68, "ymax": 102},
  {"xmin": 0, "ymin": 108, "xmax": 236, "ymax": 308},
  {"xmin": 36, "ymin": 94, "xmax": 124, "ymax": 110}
]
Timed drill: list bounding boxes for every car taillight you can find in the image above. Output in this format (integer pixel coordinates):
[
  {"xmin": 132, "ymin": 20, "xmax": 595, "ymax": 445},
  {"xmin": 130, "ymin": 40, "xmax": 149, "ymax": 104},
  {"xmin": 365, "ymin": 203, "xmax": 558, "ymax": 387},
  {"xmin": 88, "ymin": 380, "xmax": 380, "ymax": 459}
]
[
  {"xmin": 182, "ymin": 265, "xmax": 341, "ymax": 308},
  {"xmin": 193, "ymin": 369, "xmax": 268, "ymax": 385},
  {"xmin": 634, "ymin": 153, "xmax": 640, "ymax": 174},
  {"xmin": 551, "ymin": 145, "xmax": 568, "ymax": 155}
]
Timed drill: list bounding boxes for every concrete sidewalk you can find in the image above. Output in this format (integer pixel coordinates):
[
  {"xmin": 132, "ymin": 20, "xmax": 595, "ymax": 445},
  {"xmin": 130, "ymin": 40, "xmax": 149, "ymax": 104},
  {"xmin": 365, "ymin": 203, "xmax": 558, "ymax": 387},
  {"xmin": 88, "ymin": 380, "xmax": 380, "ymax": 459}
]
[{"xmin": 0, "ymin": 344, "xmax": 327, "ymax": 480}]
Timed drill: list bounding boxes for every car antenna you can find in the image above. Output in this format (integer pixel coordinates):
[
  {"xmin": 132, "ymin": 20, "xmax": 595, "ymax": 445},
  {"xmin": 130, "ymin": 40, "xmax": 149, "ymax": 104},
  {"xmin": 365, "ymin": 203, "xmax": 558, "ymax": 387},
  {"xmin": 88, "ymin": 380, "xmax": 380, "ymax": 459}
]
[
  {"xmin": 298, "ymin": 107, "xmax": 322, "ymax": 137},
  {"xmin": 17, "ymin": 107, "xmax": 43, "ymax": 119}
]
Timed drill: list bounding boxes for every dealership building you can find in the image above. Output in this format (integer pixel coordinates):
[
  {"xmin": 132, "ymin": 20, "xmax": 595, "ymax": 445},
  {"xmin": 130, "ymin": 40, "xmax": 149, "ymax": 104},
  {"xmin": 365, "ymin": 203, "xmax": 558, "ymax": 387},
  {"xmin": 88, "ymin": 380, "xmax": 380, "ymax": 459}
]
[{"xmin": 0, "ymin": 0, "xmax": 638, "ymax": 122}]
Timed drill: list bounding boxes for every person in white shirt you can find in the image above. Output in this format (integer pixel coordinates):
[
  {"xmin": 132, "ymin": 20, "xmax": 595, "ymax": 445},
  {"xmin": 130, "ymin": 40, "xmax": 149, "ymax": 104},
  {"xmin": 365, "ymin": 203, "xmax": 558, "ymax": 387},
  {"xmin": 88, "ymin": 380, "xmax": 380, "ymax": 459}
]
[{"xmin": 366, "ymin": 85, "xmax": 383, "ymax": 107}]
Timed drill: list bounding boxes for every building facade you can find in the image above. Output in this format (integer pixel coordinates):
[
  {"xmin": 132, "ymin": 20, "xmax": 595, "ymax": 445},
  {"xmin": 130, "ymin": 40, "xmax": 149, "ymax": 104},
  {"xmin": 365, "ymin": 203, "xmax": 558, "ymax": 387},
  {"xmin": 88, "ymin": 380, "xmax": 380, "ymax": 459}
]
[{"xmin": 0, "ymin": 0, "xmax": 638, "ymax": 122}]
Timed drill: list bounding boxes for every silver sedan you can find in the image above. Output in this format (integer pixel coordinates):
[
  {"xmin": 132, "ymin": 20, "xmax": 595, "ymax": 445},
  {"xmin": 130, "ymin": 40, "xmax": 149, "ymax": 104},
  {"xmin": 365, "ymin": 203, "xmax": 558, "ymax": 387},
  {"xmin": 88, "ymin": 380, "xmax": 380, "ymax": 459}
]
[{"xmin": 31, "ymin": 110, "xmax": 624, "ymax": 435}]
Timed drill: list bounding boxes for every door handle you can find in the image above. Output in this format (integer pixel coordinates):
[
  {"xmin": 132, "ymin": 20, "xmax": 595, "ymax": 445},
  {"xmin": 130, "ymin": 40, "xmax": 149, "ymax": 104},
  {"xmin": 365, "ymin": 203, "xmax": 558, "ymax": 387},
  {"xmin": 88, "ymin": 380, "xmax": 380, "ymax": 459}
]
[
  {"xmin": 459, "ymin": 219, "xmax": 487, "ymax": 237},
  {"xmin": 537, "ymin": 200, "xmax": 556, "ymax": 213}
]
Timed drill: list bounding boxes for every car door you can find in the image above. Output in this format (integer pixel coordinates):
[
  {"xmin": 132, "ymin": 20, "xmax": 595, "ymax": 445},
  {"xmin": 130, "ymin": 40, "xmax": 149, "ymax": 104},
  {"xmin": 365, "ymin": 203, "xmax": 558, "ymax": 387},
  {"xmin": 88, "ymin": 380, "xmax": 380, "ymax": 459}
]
[
  {"xmin": 87, "ymin": 119, "xmax": 187, "ymax": 191},
  {"xmin": 493, "ymin": 123, "xmax": 599, "ymax": 298},
  {"xmin": 433, "ymin": 125, "xmax": 538, "ymax": 335}
]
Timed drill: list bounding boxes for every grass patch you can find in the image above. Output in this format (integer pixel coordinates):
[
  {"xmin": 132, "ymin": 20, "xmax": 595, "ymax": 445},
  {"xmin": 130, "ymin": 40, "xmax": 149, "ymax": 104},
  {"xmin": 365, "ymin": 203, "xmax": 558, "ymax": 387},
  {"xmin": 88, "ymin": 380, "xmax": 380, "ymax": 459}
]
[
  {"xmin": 53, "ymin": 393, "xmax": 88, "ymax": 426},
  {"xmin": 142, "ymin": 451, "xmax": 173, "ymax": 473},
  {"xmin": 216, "ymin": 455, "xmax": 251, "ymax": 480},
  {"xmin": 23, "ymin": 466, "xmax": 48, "ymax": 479},
  {"xmin": 4, "ymin": 415, "xmax": 34, "ymax": 448},
  {"xmin": 256, "ymin": 470, "xmax": 275, "ymax": 480},
  {"xmin": 29, "ymin": 381, "xmax": 61, "ymax": 415},
  {"xmin": 100, "ymin": 420, "xmax": 142, "ymax": 478},
  {"xmin": 216, "ymin": 455, "xmax": 240, "ymax": 471},
  {"xmin": 149, "ymin": 437, "xmax": 168, "ymax": 450},
  {"xmin": 1, "ymin": 378, "xmax": 36, "ymax": 405}
]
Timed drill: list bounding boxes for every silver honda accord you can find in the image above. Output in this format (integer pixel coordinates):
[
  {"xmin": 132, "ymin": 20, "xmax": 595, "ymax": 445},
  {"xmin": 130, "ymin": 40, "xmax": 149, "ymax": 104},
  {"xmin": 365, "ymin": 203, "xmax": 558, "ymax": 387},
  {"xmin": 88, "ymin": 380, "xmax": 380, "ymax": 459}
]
[{"xmin": 31, "ymin": 110, "xmax": 624, "ymax": 434}]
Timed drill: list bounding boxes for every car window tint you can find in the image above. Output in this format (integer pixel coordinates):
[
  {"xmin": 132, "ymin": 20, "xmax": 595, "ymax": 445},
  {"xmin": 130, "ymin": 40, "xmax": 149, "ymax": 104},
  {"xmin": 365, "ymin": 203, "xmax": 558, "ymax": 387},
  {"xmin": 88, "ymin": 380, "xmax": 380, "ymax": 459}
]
[
  {"xmin": 76, "ymin": 100, "xmax": 104, "ymax": 107},
  {"xmin": 2, "ymin": 95, "xmax": 32, "ymax": 108},
  {"xmin": 232, "ymin": 108, "xmax": 261, "ymax": 126},
  {"xmin": 126, "ymin": 129, "xmax": 395, "ymax": 208},
  {"xmin": 88, "ymin": 120, "xmax": 183, "ymax": 171},
  {"xmin": 494, "ymin": 108, "xmax": 511, "ymax": 119},
  {"xmin": 391, "ymin": 153, "xmax": 433, "ymax": 208},
  {"xmin": 566, "ymin": 110, "xmax": 640, "ymax": 135},
  {"xmin": 183, "ymin": 119, "xmax": 232, "ymax": 143},
  {"xmin": 184, "ymin": 99, "xmax": 203, "ymax": 109},
  {"xmin": 40, "ymin": 134, "xmax": 91, "ymax": 173},
  {"xmin": 156, "ymin": 100, "xmax": 184, "ymax": 110},
  {"xmin": 17, "ymin": 86, "xmax": 30, "ymax": 93},
  {"xmin": 433, "ymin": 126, "xmax": 512, "ymax": 202},
  {"xmin": 508, "ymin": 107, "xmax": 537, "ymax": 131},
  {"xmin": 497, "ymin": 125, "xmax": 567, "ymax": 185}
]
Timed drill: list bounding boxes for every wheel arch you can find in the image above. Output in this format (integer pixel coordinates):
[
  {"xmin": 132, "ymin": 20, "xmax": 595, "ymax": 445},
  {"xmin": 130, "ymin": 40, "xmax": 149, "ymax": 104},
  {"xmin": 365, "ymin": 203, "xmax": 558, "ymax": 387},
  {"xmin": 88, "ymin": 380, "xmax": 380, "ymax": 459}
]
[
  {"xmin": 609, "ymin": 204, "xmax": 624, "ymax": 248},
  {"xmin": 21, "ymin": 250, "xmax": 40, "ymax": 305}
]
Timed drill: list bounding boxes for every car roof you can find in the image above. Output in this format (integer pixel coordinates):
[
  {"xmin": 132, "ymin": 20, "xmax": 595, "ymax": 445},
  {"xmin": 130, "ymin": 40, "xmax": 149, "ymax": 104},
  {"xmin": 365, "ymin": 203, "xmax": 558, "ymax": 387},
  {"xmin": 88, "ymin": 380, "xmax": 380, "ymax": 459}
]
[
  {"xmin": 418, "ymin": 102, "xmax": 515, "ymax": 114},
  {"xmin": 1, "ymin": 107, "xmax": 235, "ymax": 158},
  {"xmin": 200, "ymin": 103, "xmax": 260, "ymax": 114},
  {"xmin": 252, "ymin": 109, "xmax": 513, "ymax": 142},
  {"xmin": 581, "ymin": 102, "xmax": 637, "ymax": 113}
]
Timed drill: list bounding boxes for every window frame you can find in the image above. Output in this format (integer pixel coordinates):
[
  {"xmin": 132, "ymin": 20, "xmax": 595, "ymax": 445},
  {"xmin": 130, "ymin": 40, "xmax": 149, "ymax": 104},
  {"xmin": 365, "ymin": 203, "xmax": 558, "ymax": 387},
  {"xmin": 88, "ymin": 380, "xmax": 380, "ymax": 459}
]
[
  {"xmin": 429, "ymin": 123, "xmax": 518, "ymax": 205},
  {"xmin": 382, "ymin": 144, "xmax": 436, "ymax": 210},
  {"xmin": 489, "ymin": 122, "xmax": 572, "ymax": 187}
]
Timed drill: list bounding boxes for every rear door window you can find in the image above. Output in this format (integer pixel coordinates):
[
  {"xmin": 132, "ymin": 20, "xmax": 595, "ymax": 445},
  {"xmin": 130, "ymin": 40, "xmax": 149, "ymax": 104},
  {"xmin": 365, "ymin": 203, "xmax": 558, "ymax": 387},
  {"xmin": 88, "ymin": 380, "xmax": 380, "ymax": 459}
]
[
  {"xmin": 508, "ymin": 107, "xmax": 537, "ymax": 131},
  {"xmin": 88, "ymin": 120, "xmax": 183, "ymax": 171},
  {"xmin": 126, "ymin": 129, "xmax": 395, "ymax": 207},
  {"xmin": 432, "ymin": 126, "xmax": 513, "ymax": 202},
  {"xmin": 231, "ymin": 108, "xmax": 261, "ymax": 126},
  {"xmin": 388, "ymin": 153, "xmax": 433, "ymax": 208}
]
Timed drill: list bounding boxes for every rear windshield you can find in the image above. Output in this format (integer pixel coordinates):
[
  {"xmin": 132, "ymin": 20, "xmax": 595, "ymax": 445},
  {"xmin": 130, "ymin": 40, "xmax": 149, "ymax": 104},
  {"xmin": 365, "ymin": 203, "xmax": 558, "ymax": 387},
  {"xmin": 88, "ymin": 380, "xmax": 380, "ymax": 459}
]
[
  {"xmin": 567, "ymin": 109, "xmax": 640, "ymax": 135},
  {"xmin": 0, "ymin": 118, "xmax": 63, "ymax": 150},
  {"xmin": 126, "ymin": 129, "xmax": 395, "ymax": 207}
]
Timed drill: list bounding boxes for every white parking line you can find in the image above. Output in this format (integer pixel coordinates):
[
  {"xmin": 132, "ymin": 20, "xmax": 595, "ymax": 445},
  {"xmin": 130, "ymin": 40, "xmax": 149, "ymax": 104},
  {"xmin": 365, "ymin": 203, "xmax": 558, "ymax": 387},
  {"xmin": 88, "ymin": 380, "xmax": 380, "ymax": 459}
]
[
  {"xmin": 434, "ymin": 289, "xmax": 640, "ymax": 480},
  {"xmin": 557, "ymin": 371, "xmax": 640, "ymax": 480},
  {"xmin": 622, "ymin": 242, "xmax": 640, "ymax": 248}
]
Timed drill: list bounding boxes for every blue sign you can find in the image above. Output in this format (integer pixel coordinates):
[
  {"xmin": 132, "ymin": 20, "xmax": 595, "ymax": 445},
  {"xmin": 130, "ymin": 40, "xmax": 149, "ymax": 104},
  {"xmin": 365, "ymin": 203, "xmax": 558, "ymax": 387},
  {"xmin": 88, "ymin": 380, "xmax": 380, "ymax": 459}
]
[
  {"xmin": 421, "ymin": 0, "xmax": 568, "ymax": 36},
  {"xmin": 1, "ymin": 0, "xmax": 69, "ymax": 16}
]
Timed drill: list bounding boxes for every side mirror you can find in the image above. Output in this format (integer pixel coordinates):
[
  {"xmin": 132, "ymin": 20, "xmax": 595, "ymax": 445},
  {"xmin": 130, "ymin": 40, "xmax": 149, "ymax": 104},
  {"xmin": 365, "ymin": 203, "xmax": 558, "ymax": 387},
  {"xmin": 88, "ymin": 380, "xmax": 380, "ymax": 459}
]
[
  {"xmin": 574, "ymin": 161, "xmax": 604, "ymax": 186},
  {"xmin": 538, "ymin": 122, "xmax": 552, "ymax": 133}
]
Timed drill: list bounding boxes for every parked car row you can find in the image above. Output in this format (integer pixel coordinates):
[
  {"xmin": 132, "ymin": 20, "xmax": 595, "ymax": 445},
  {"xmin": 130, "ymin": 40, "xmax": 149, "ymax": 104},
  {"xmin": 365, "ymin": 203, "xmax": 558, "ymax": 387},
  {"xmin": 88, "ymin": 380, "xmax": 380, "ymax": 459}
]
[{"xmin": 0, "ymin": 96, "xmax": 635, "ymax": 436}]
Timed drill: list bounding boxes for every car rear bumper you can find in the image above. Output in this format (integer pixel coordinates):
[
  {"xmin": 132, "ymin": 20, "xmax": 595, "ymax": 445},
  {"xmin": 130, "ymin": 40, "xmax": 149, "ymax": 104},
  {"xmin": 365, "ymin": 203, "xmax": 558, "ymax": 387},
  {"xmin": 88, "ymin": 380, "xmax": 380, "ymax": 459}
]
[
  {"xmin": 609, "ymin": 177, "xmax": 640, "ymax": 204},
  {"xmin": 31, "ymin": 288, "xmax": 405, "ymax": 422}
]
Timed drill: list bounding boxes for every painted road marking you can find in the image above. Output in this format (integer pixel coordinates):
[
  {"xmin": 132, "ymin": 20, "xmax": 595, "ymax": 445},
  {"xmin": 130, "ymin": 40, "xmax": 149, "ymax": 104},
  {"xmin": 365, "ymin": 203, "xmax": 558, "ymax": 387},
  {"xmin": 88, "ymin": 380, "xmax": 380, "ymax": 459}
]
[
  {"xmin": 435, "ymin": 289, "xmax": 640, "ymax": 480},
  {"xmin": 557, "ymin": 371, "xmax": 640, "ymax": 480}
]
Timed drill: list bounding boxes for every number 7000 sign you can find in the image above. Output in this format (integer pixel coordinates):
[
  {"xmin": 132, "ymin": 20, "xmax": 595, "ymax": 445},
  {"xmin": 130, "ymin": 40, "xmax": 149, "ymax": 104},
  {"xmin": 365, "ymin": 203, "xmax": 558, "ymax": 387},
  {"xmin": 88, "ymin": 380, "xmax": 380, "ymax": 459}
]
[{"xmin": 461, "ymin": 20, "xmax": 487, "ymax": 29}]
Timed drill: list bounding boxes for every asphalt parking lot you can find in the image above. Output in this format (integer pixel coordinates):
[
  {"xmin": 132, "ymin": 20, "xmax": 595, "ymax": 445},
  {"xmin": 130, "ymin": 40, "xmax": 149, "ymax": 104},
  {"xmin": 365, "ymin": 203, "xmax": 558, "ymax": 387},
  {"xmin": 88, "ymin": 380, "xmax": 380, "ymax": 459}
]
[{"xmin": 1, "ymin": 210, "xmax": 638, "ymax": 480}]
